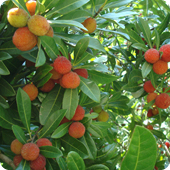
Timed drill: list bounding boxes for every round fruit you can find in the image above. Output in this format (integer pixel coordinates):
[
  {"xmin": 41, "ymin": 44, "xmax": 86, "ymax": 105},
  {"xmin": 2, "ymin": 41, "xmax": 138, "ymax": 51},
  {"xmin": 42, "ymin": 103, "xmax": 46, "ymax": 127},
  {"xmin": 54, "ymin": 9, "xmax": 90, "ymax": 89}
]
[
  {"xmin": 147, "ymin": 93, "xmax": 157, "ymax": 103},
  {"xmin": 40, "ymin": 79, "xmax": 55, "ymax": 92},
  {"xmin": 143, "ymin": 80, "xmax": 155, "ymax": 93},
  {"xmin": 153, "ymin": 60, "xmax": 168, "ymax": 75},
  {"xmin": 144, "ymin": 48, "xmax": 160, "ymax": 64},
  {"xmin": 73, "ymin": 68, "xmax": 88, "ymax": 79},
  {"xmin": 36, "ymin": 138, "xmax": 52, "ymax": 147},
  {"xmin": 13, "ymin": 155, "xmax": 23, "ymax": 167},
  {"xmin": 165, "ymin": 142, "xmax": 170, "ymax": 148},
  {"xmin": 147, "ymin": 109, "xmax": 153, "ymax": 117},
  {"xmin": 26, "ymin": 0, "xmax": 37, "ymax": 16},
  {"xmin": 81, "ymin": 17, "xmax": 96, "ymax": 33},
  {"xmin": 152, "ymin": 106, "xmax": 159, "ymax": 115},
  {"xmin": 97, "ymin": 110, "xmax": 109, "ymax": 122},
  {"xmin": 50, "ymin": 64, "xmax": 62, "ymax": 80},
  {"xmin": 155, "ymin": 93, "xmax": 170, "ymax": 109},
  {"xmin": 10, "ymin": 139, "xmax": 23, "ymax": 154},
  {"xmin": 92, "ymin": 105, "xmax": 102, "ymax": 113},
  {"xmin": 30, "ymin": 154, "xmax": 46, "ymax": 170},
  {"xmin": 71, "ymin": 105, "xmax": 85, "ymax": 121},
  {"xmin": 146, "ymin": 125, "xmax": 153, "ymax": 130},
  {"xmin": 159, "ymin": 44, "xmax": 170, "ymax": 62},
  {"xmin": 13, "ymin": 27, "xmax": 38, "ymax": 51},
  {"xmin": 45, "ymin": 26, "xmax": 54, "ymax": 37}
]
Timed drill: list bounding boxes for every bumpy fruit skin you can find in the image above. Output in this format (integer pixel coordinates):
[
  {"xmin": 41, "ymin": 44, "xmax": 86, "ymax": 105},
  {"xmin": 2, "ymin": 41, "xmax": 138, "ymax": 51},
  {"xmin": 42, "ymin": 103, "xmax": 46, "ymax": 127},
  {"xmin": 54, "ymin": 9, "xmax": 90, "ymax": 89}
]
[
  {"xmin": 50, "ymin": 64, "xmax": 62, "ymax": 80},
  {"xmin": 10, "ymin": 139, "xmax": 23, "ymax": 154},
  {"xmin": 165, "ymin": 142, "xmax": 170, "ymax": 148},
  {"xmin": 159, "ymin": 44, "xmax": 170, "ymax": 62},
  {"xmin": 92, "ymin": 105, "xmax": 102, "ymax": 113},
  {"xmin": 147, "ymin": 109, "xmax": 153, "ymax": 117},
  {"xmin": 13, "ymin": 155, "xmax": 23, "ymax": 167},
  {"xmin": 144, "ymin": 48, "xmax": 160, "ymax": 64},
  {"xmin": 53, "ymin": 56, "xmax": 72, "ymax": 74},
  {"xmin": 82, "ymin": 17, "xmax": 96, "ymax": 33},
  {"xmin": 40, "ymin": 79, "xmax": 55, "ymax": 92},
  {"xmin": 155, "ymin": 93, "xmax": 170, "ymax": 109},
  {"xmin": 97, "ymin": 110, "xmax": 109, "ymax": 122},
  {"xmin": 26, "ymin": 0, "xmax": 37, "ymax": 16},
  {"xmin": 30, "ymin": 154, "xmax": 46, "ymax": 170},
  {"xmin": 7, "ymin": 8, "xmax": 29, "ymax": 27},
  {"xmin": 147, "ymin": 93, "xmax": 157, "ymax": 103},
  {"xmin": 73, "ymin": 68, "xmax": 88, "ymax": 79},
  {"xmin": 69, "ymin": 122, "xmax": 85, "ymax": 138},
  {"xmin": 22, "ymin": 83, "xmax": 38, "ymax": 101},
  {"xmin": 45, "ymin": 26, "xmax": 54, "ymax": 37},
  {"xmin": 21, "ymin": 143, "xmax": 40, "ymax": 161},
  {"xmin": 36, "ymin": 138, "xmax": 52, "ymax": 147},
  {"xmin": 27, "ymin": 15, "xmax": 50, "ymax": 36},
  {"xmin": 153, "ymin": 60, "xmax": 168, "ymax": 75},
  {"xmin": 143, "ymin": 80, "xmax": 155, "ymax": 93},
  {"xmin": 71, "ymin": 105, "xmax": 85, "ymax": 121},
  {"xmin": 61, "ymin": 72, "xmax": 80, "ymax": 89},
  {"xmin": 13, "ymin": 27, "xmax": 38, "ymax": 51},
  {"xmin": 146, "ymin": 125, "xmax": 153, "ymax": 130}
]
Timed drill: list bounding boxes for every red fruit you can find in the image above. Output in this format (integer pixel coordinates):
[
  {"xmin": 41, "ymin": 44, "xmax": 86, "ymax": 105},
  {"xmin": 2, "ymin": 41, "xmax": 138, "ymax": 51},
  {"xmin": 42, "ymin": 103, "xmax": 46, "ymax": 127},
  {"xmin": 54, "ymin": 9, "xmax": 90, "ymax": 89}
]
[
  {"xmin": 26, "ymin": 0, "xmax": 37, "ymax": 16},
  {"xmin": 154, "ymin": 166, "xmax": 158, "ymax": 170},
  {"xmin": 30, "ymin": 154, "xmax": 46, "ymax": 170},
  {"xmin": 50, "ymin": 64, "xmax": 62, "ymax": 80},
  {"xmin": 71, "ymin": 105, "xmax": 85, "ymax": 121},
  {"xmin": 147, "ymin": 109, "xmax": 153, "ymax": 117},
  {"xmin": 10, "ymin": 139, "xmax": 23, "ymax": 154},
  {"xmin": 159, "ymin": 44, "xmax": 170, "ymax": 62},
  {"xmin": 36, "ymin": 138, "xmax": 52, "ymax": 147},
  {"xmin": 53, "ymin": 56, "xmax": 72, "ymax": 74},
  {"xmin": 69, "ymin": 122, "xmax": 85, "ymax": 138},
  {"xmin": 143, "ymin": 80, "xmax": 155, "ymax": 93},
  {"xmin": 59, "ymin": 117, "xmax": 70, "ymax": 125},
  {"xmin": 146, "ymin": 125, "xmax": 153, "ymax": 130},
  {"xmin": 144, "ymin": 48, "xmax": 160, "ymax": 64},
  {"xmin": 153, "ymin": 60, "xmax": 168, "ymax": 75},
  {"xmin": 22, "ymin": 83, "xmax": 38, "ymax": 101},
  {"xmin": 21, "ymin": 143, "xmax": 40, "ymax": 161},
  {"xmin": 155, "ymin": 93, "xmax": 170, "ymax": 109},
  {"xmin": 165, "ymin": 142, "xmax": 170, "ymax": 148},
  {"xmin": 73, "ymin": 68, "xmax": 88, "ymax": 79},
  {"xmin": 147, "ymin": 93, "xmax": 158, "ymax": 103},
  {"xmin": 61, "ymin": 72, "xmax": 80, "ymax": 89},
  {"xmin": 40, "ymin": 79, "xmax": 55, "ymax": 92},
  {"xmin": 152, "ymin": 106, "xmax": 159, "ymax": 115},
  {"xmin": 13, "ymin": 155, "xmax": 23, "ymax": 167}
]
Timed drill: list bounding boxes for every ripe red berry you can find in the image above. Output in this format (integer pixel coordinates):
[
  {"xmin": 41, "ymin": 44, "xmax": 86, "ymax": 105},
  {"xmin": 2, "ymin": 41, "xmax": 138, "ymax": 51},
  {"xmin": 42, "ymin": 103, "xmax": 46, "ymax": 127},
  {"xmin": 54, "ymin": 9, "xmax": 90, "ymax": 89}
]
[
  {"xmin": 36, "ymin": 138, "xmax": 52, "ymax": 147},
  {"xmin": 153, "ymin": 60, "xmax": 168, "ymax": 75},
  {"xmin": 69, "ymin": 122, "xmax": 85, "ymax": 138},
  {"xmin": 147, "ymin": 93, "xmax": 157, "ymax": 103},
  {"xmin": 40, "ymin": 79, "xmax": 55, "ymax": 92},
  {"xmin": 71, "ymin": 105, "xmax": 85, "ymax": 121},
  {"xmin": 10, "ymin": 139, "xmax": 23, "ymax": 154},
  {"xmin": 73, "ymin": 68, "xmax": 88, "ymax": 79},
  {"xmin": 147, "ymin": 109, "xmax": 153, "ymax": 117},
  {"xmin": 159, "ymin": 44, "xmax": 170, "ymax": 62},
  {"xmin": 155, "ymin": 93, "xmax": 170, "ymax": 109},
  {"xmin": 13, "ymin": 155, "xmax": 23, "ymax": 167},
  {"xmin": 165, "ymin": 142, "xmax": 170, "ymax": 148},
  {"xmin": 143, "ymin": 80, "xmax": 155, "ymax": 93},
  {"xmin": 30, "ymin": 154, "xmax": 46, "ymax": 170},
  {"xmin": 144, "ymin": 48, "xmax": 160, "ymax": 64},
  {"xmin": 146, "ymin": 125, "xmax": 153, "ymax": 130}
]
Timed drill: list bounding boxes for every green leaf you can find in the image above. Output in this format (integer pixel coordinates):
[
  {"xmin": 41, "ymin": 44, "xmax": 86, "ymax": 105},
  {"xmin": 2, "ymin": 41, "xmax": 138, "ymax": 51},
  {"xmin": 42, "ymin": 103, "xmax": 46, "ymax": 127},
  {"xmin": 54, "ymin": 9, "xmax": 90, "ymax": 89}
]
[
  {"xmin": 16, "ymin": 159, "xmax": 30, "ymax": 170},
  {"xmin": 74, "ymin": 37, "xmax": 90, "ymax": 64},
  {"xmin": 51, "ymin": 122, "xmax": 72, "ymax": 139},
  {"xmin": 131, "ymin": 43, "xmax": 148, "ymax": 51},
  {"xmin": 86, "ymin": 164, "xmax": 109, "ymax": 170},
  {"xmin": 36, "ymin": 73, "xmax": 52, "ymax": 88},
  {"xmin": 0, "ymin": 95, "xmax": 9, "ymax": 109},
  {"xmin": 40, "ymin": 36, "xmax": 60, "ymax": 60},
  {"xmin": 128, "ymin": 69, "xmax": 143, "ymax": 84},
  {"xmin": 0, "ymin": 61, "xmax": 10, "ymax": 75},
  {"xmin": 40, "ymin": 85, "xmax": 65, "ymax": 125},
  {"xmin": 12, "ymin": 125, "xmax": 27, "ymax": 144},
  {"xmin": 151, "ymin": 129, "xmax": 166, "ymax": 139},
  {"xmin": 40, "ymin": 146, "xmax": 63, "ymax": 158},
  {"xmin": 46, "ymin": 158, "xmax": 60, "ymax": 170},
  {"xmin": 0, "ymin": 78, "xmax": 16, "ymax": 96},
  {"xmin": 79, "ymin": 132, "xmax": 97, "ymax": 160},
  {"xmin": 154, "ymin": 29, "xmax": 160, "ymax": 50},
  {"xmin": 16, "ymin": 88, "xmax": 31, "ymax": 133},
  {"xmin": 138, "ymin": 18, "xmax": 152, "ymax": 48},
  {"xmin": 56, "ymin": 157, "xmax": 67, "ymax": 170},
  {"xmin": 62, "ymin": 88, "xmax": 79, "ymax": 120},
  {"xmin": 61, "ymin": 134, "xmax": 88, "ymax": 159},
  {"xmin": 88, "ymin": 70, "xmax": 118, "ymax": 84},
  {"xmin": 122, "ymin": 83, "xmax": 141, "ymax": 92},
  {"xmin": 39, "ymin": 109, "xmax": 67, "ymax": 138},
  {"xmin": 0, "ymin": 52, "xmax": 12, "ymax": 60},
  {"xmin": 35, "ymin": 46, "xmax": 46, "ymax": 67},
  {"xmin": 121, "ymin": 126, "xmax": 157, "ymax": 170},
  {"xmin": 79, "ymin": 77, "xmax": 100, "ymax": 103},
  {"xmin": 66, "ymin": 151, "xmax": 85, "ymax": 170},
  {"xmin": 142, "ymin": 61, "xmax": 152, "ymax": 78},
  {"xmin": 87, "ymin": 124, "xmax": 104, "ymax": 138},
  {"xmin": 84, "ymin": 112, "xmax": 99, "ymax": 119}
]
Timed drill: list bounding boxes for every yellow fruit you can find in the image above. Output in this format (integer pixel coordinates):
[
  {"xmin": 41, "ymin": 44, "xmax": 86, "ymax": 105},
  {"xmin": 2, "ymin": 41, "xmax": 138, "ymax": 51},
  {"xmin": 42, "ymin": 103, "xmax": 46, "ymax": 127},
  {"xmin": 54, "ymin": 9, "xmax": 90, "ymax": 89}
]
[
  {"xmin": 97, "ymin": 110, "xmax": 109, "ymax": 122},
  {"xmin": 81, "ymin": 17, "xmax": 96, "ymax": 33}
]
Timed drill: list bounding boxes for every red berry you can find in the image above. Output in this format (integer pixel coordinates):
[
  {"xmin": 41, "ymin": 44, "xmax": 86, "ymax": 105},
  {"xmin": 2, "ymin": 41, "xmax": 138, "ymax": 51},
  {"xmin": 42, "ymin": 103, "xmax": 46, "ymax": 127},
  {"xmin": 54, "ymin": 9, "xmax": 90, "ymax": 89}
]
[
  {"xmin": 144, "ymin": 48, "xmax": 160, "ymax": 64},
  {"xmin": 159, "ymin": 44, "xmax": 170, "ymax": 62},
  {"xmin": 30, "ymin": 154, "xmax": 46, "ymax": 170},
  {"xmin": 155, "ymin": 93, "xmax": 170, "ymax": 109},
  {"xmin": 36, "ymin": 138, "xmax": 52, "ymax": 147},
  {"xmin": 71, "ymin": 105, "xmax": 85, "ymax": 121},
  {"xmin": 143, "ymin": 80, "xmax": 155, "ymax": 93},
  {"xmin": 13, "ymin": 155, "xmax": 23, "ymax": 167},
  {"xmin": 69, "ymin": 122, "xmax": 85, "ymax": 138}
]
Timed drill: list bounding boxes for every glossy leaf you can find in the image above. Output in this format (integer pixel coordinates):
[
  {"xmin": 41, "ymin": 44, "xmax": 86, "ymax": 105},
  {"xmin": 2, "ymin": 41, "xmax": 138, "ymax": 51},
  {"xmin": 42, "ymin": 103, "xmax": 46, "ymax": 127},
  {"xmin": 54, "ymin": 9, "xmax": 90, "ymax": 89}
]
[
  {"xmin": 86, "ymin": 164, "xmax": 109, "ymax": 170},
  {"xmin": 56, "ymin": 157, "xmax": 67, "ymax": 170},
  {"xmin": 12, "ymin": 125, "xmax": 27, "ymax": 144},
  {"xmin": 0, "ymin": 61, "xmax": 10, "ymax": 75},
  {"xmin": 0, "ymin": 95, "xmax": 9, "ymax": 109},
  {"xmin": 131, "ymin": 43, "xmax": 148, "ymax": 51},
  {"xmin": 16, "ymin": 159, "xmax": 30, "ymax": 170},
  {"xmin": 16, "ymin": 88, "xmax": 31, "ymax": 133},
  {"xmin": 0, "ymin": 52, "xmax": 12, "ymax": 60},
  {"xmin": 36, "ymin": 73, "xmax": 52, "ymax": 88},
  {"xmin": 39, "ymin": 109, "xmax": 67, "ymax": 139},
  {"xmin": 121, "ymin": 126, "xmax": 157, "ymax": 170},
  {"xmin": 40, "ymin": 146, "xmax": 63, "ymax": 158},
  {"xmin": 154, "ymin": 29, "xmax": 160, "ymax": 50},
  {"xmin": 62, "ymin": 88, "xmax": 79, "ymax": 120},
  {"xmin": 40, "ymin": 85, "xmax": 65, "ymax": 125},
  {"xmin": 122, "ymin": 83, "xmax": 141, "ymax": 92},
  {"xmin": 79, "ymin": 77, "xmax": 100, "ymax": 103},
  {"xmin": 151, "ymin": 129, "xmax": 166, "ymax": 139},
  {"xmin": 35, "ymin": 46, "xmax": 46, "ymax": 67},
  {"xmin": 128, "ymin": 69, "xmax": 143, "ymax": 84},
  {"xmin": 66, "ymin": 151, "xmax": 85, "ymax": 170},
  {"xmin": 46, "ymin": 158, "xmax": 60, "ymax": 170},
  {"xmin": 142, "ymin": 61, "xmax": 152, "ymax": 78}
]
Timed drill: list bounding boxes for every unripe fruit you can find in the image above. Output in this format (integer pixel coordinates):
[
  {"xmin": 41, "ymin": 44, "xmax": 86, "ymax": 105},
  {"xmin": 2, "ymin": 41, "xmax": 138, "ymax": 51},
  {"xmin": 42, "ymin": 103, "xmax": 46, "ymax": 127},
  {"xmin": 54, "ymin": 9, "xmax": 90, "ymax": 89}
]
[
  {"xmin": 45, "ymin": 26, "xmax": 54, "ymax": 37},
  {"xmin": 147, "ymin": 109, "xmax": 153, "ymax": 117},
  {"xmin": 13, "ymin": 27, "xmax": 38, "ymax": 51},
  {"xmin": 53, "ymin": 56, "xmax": 72, "ymax": 74},
  {"xmin": 22, "ymin": 83, "xmax": 38, "ymax": 101},
  {"xmin": 144, "ymin": 48, "xmax": 160, "ymax": 64},
  {"xmin": 10, "ymin": 139, "xmax": 23, "ymax": 154},
  {"xmin": 7, "ymin": 8, "xmax": 29, "ymax": 27},
  {"xmin": 13, "ymin": 155, "xmax": 23, "ymax": 167},
  {"xmin": 26, "ymin": 0, "xmax": 37, "ymax": 16},
  {"xmin": 92, "ymin": 105, "xmax": 102, "ymax": 113},
  {"xmin": 73, "ymin": 68, "xmax": 88, "ymax": 79},
  {"xmin": 21, "ymin": 143, "xmax": 40, "ymax": 161},
  {"xmin": 71, "ymin": 105, "xmax": 85, "ymax": 121},
  {"xmin": 30, "ymin": 154, "xmax": 46, "ymax": 170},
  {"xmin": 159, "ymin": 44, "xmax": 170, "ymax": 62},
  {"xmin": 82, "ymin": 17, "xmax": 96, "ymax": 33},
  {"xmin": 69, "ymin": 122, "xmax": 85, "ymax": 138},
  {"xmin": 147, "ymin": 93, "xmax": 157, "ymax": 103},
  {"xmin": 153, "ymin": 60, "xmax": 168, "ymax": 75},
  {"xmin": 61, "ymin": 72, "xmax": 80, "ymax": 89},
  {"xmin": 143, "ymin": 80, "xmax": 155, "ymax": 93},
  {"xmin": 36, "ymin": 138, "xmax": 52, "ymax": 147},
  {"xmin": 155, "ymin": 93, "xmax": 170, "ymax": 109},
  {"xmin": 97, "ymin": 110, "xmax": 109, "ymax": 122},
  {"xmin": 27, "ymin": 15, "xmax": 50, "ymax": 36},
  {"xmin": 40, "ymin": 79, "xmax": 55, "ymax": 92},
  {"xmin": 146, "ymin": 125, "xmax": 153, "ymax": 130}
]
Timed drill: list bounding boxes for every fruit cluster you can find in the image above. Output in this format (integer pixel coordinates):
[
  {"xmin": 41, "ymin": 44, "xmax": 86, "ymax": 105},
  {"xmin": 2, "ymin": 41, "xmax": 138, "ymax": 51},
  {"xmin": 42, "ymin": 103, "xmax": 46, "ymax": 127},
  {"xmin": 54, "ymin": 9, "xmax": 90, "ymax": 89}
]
[
  {"xmin": 7, "ymin": 0, "xmax": 53, "ymax": 51},
  {"xmin": 11, "ymin": 138, "xmax": 52, "ymax": 170}
]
